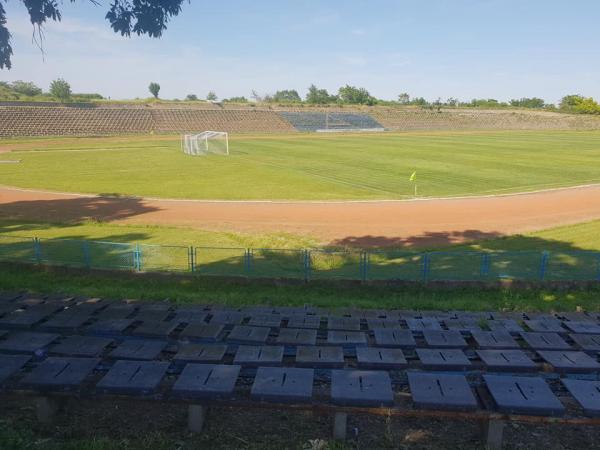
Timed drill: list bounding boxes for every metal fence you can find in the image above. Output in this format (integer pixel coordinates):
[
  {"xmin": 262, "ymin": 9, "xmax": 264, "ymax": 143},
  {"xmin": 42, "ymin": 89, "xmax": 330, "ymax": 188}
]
[{"xmin": 2, "ymin": 234, "xmax": 600, "ymax": 282}]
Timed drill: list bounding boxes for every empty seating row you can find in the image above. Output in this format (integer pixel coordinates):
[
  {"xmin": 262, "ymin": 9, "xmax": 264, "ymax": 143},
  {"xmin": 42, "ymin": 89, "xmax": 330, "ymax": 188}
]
[
  {"xmin": 0, "ymin": 107, "xmax": 296, "ymax": 137},
  {"xmin": 2, "ymin": 353, "xmax": 600, "ymax": 417},
  {"xmin": 278, "ymin": 112, "xmax": 384, "ymax": 131},
  {"xmin": 0, "ymin": 329, "xmax": 600, "ymax": 374},
  {"xmin": 2, "ymin": 330, "xmax": 600, "ymax": 373}
]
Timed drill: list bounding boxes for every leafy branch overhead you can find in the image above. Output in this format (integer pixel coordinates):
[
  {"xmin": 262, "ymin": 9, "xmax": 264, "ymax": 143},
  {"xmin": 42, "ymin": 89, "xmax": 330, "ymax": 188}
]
[{"xmin": 0, "ymin": 0, "xmax": 188, "ymax": 69}]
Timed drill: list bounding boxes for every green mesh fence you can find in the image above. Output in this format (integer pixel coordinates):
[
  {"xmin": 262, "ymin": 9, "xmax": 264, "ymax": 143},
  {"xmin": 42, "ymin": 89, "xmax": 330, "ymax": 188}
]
[
  {"xmin": 2, "ymin": 234, "xmax": 600, "ymax": 282},
  {"xmin": 250, "ymin": 249, "xmax": 306, "ymax": 279},
  {"xmin": 544, "ymin": 251, "xmax": 600, "ymax": 281},
  {"xmin": 428, "ymin": 252, "xmax": 485, "ymax": 281},
  {"xmin": 0, "ymin": 235, "xmax": 36, "ymax": 263},
  {"xmin": 140, "ymin": 244, "xmax": 189, "ymax": 272},
  {"xmin": 87, "ymin": 241, "xmax": 135, "ymax": 270},
  {"xmin": 486, "ymin": 251, "xmax": 543, "ymax": 280},
  {"xmin": 194, "ymin": 247, "xmax": 247, "ymax": 276},
  {"xmin": 37, "ymin": 238, "xmax": 87, "ymax": 267},
  {"xmin": 308, "ymin": 250, "xmax": 362, "ymax": 280},
  {"xmin": 366, "ymin": 251, "xmax": 423, "ymax": 281}
]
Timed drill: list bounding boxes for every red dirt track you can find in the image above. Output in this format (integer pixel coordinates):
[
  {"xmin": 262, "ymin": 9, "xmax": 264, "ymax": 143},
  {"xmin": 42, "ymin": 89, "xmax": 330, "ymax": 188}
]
[{"xmin": 2, "ymin": 185, "xmax": 600, "ymax": 247}]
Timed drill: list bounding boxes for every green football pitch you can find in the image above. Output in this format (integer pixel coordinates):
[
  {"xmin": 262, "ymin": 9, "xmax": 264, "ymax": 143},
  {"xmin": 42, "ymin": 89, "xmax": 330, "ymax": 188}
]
[{"xmin": 2, "ymin": 130, "xmax": 600, "ymax": 200}]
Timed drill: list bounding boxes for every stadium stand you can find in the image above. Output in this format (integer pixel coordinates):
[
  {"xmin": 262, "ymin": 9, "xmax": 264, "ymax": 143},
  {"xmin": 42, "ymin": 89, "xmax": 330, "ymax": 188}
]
[
  {"xmin": 0, "ymin": 106, "xmax": 295, "ymax": 137},
  {"xmin": 2, "ymin": 103, "xmax": 600, "ymax": 137},
  {"xmin": 0, "ymin": 106, "xmax": 154, "ymax": 136},
  {"xmin": 2, "ymin": 291, "xmax": 600, "ymax": 447},
  {"xmin": 278, "ymin": 111, "xmax": 384, "ymax": 132},
  {"xmin": 152, "ymin": 109, "xmax": 295, "ymax": 133}
]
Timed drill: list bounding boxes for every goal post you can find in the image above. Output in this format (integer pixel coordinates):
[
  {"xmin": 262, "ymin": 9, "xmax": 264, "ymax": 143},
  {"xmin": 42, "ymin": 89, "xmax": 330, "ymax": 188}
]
[{"xmin": 181, "ymin": 131, "xmax": 229, "ymax": 156}]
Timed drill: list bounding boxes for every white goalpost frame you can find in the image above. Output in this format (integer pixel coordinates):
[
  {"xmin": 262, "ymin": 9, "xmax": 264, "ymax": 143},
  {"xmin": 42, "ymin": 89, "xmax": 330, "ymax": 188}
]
[{"xmin": 181, "ymin": 131, "xmax": 229, "ymax": 156}]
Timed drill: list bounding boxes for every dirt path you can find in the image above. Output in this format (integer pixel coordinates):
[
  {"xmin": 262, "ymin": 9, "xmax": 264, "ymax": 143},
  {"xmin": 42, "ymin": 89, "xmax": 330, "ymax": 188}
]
[{"xmin": 2, "ymin": 185, "xmax": 600, "ymax": 246}]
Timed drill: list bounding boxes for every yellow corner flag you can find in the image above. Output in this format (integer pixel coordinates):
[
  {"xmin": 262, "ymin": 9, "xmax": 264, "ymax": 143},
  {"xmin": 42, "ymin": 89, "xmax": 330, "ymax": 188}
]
[{"xmin": 409, "ymin": 171, "xmax": 417, "ymax": 182}]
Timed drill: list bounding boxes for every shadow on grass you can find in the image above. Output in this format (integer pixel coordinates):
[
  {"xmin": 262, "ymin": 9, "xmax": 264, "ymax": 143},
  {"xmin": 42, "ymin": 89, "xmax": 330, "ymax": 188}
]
[
  {"xmin": 0, "ymin": 195, "xmax": 161, "ymax": 232},
  {"xmin": 0, "ymin": 220, "xmax": 599, "ymax": 283},
  {"xmin": 189, "ymin": 231, "xmax": 600, "ymax": 283},
  {"xmin": 329, "ymin": 230, "xmax": 505, "ymax": 249}
]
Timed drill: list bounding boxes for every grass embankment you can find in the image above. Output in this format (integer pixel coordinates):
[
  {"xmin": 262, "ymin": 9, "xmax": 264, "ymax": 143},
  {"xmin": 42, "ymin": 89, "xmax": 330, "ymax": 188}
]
[
  {"xmin": 1, "ymin": 262, "xmax": 598, "ymax": 312},
  {"xmin": 2, "ymin": 131, "xmax": 600, "ymax": 200}
]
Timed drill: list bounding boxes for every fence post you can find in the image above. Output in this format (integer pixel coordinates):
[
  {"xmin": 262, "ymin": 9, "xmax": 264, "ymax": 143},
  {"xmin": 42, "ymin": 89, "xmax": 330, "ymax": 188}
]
[
  {"xmin": 82, "ymin": 240, "xmax": 91, "ymax": 269},
  {"xmin": 134, "ymin": 244, "xmax": 142, "ymax": 271},
  {"xmin": 33, "ymin": 238, "xmax": 42, "ymax": 264},
  {"xmin": 303, "ymin": 250, "xmax": 310, "ymax": 283},
  {"xmin": 360, "ymin": 252, "xmax": 369, "ymax": 282},
  {"xmin": 188, "ymin": 246, "xmax": 195, "ymax": 273},
  {"xmin": 245, "ymin": 248, "xmax": 253, "ymax": 276},
  {"xmin": 422, "ymin": 253, "xmax": 430, "ymax": 282},
  {"xmin": 480, "ymin": 253, "xmax": 491, "ymax": 278},
  {"xmin": 539, "ymin": 251, "xmax": 549, "ymax": 280}
]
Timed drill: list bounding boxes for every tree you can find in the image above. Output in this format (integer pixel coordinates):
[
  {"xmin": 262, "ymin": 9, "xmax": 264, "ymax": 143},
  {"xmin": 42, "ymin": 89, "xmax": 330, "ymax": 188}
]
[
  {"xmin": 559, "ymin": 95, "xmax": 600, "ymax": 114},
  {"xmin": 398, "ymin": 93, "xmax": 410, "ymax": 104},
  {"xmin": 337, "ymin": 85, "xmax": 376, "ymax": 105},
  {"xmin": 10, "ymin": 80, "xmax": 42, "ymax": 96},
  {"xmin": 0, "ymin": 0, "xmax": 188, "ymax": 70},
  {"xmin": 251, "ymin": 90, "xmax": 262, "ymax": 102},
  {"xmin": 148, "ymin": 82, "xmax": 160, "ymax": 99},
  {"xmin": 410, "ymin": 97, "xmax": 428, "ymax": 106},
  {"xmin": 185, "ymin": 94, "xmax": 198, "ymax": 101},
  {"xmin": 306, "ymin": 84, "xmax": 336, "ymax": 104},
  {"xmin": 223, "ymin": 96, "xmax": 248, "ymax": 103},
  {"xmin": 468, "ymin": 98, "xmax": 506, "ymax": 108},
  {"xmin": 510, "ymin": 97, "xmax": 545, "ymax": 108},
  {"xmin": 446, "ymin": 97, "xmax": 458, "ymax": 107},
  {"xmin": 206, "ymin": 91, "xmax": 218, "ymax": 101},
  {"xmin": 559, "ymin": 95, "xmax": 585, "ymax": 111},
  {"xmin": 49, "ymin": 78, "xmax": 71, "ymax": 102},
  {"xmin": 271, "ymin": 89, "xmax": 301, "ymax": 103}
]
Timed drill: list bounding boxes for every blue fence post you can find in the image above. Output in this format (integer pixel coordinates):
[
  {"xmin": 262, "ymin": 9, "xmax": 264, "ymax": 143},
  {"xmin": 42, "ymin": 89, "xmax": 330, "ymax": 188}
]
[
  {"xmin": 245, "ymin": 248, "xmax": 253, "ymax": 276},
  {"xmin": 480, "ymin": 253, "xmax": 491, "ymax": 278},
  {"xmin": 303, "ymin": 249, "xmax": 310, "ymax": 282},
  {"xmin": 133, "ymin": 244, "xmax": 142, "ymax": 271},
  {"xmin": 422, "ymin": 253, "xmax": 430, "ymax": 282},
  {"xmin": 82, "ymin": 240, "xmax": 91, "ymax": 269},
  {"xmin": 360, "ymin": 251, "xmax": 369, "ymax": 282},
  {"xmin": 33, "ymin": 237, "xmax": 42, "ymax": 264},
  {"xmin": 188, "ymin": 246, "xmax": 195, "ymax": 272},
  {"xmin": 539, "ymin": 251, "xmax": 550, "ymax": 280}
]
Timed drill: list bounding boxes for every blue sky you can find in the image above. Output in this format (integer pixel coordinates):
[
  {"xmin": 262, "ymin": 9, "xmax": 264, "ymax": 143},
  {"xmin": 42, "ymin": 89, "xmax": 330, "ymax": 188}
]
[{"xmin": 2, "ymin": 0, "xmax": 599, "ymax": 103}]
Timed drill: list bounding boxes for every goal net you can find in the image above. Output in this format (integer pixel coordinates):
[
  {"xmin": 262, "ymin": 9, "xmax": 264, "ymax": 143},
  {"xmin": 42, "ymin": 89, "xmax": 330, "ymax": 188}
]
[{"xmin": 181, "ymin": 131, "xmax": 229, "ymax": 156}]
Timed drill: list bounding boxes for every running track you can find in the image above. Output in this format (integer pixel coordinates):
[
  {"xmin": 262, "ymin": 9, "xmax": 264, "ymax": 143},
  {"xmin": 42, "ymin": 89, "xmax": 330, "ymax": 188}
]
[{"xmin": 1, "ymin": 185, "xmax": 600, "ymax": 247}]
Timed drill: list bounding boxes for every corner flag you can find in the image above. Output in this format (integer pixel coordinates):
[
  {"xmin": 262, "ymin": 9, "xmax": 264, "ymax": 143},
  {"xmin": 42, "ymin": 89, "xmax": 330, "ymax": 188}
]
[{"xmin": 409, "ymin": 171, "xmax": 417, "ymax": 197}]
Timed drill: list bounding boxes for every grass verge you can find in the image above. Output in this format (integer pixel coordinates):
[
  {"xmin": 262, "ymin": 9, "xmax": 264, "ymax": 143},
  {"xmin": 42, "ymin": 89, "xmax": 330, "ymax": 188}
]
[
  {"xmin": 1, "ymin": 263, "xmax": 599, "ymax": 312},
  {"xmin": 5, "ymin": 216, "xmax": 600, "ymax": 251}
]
